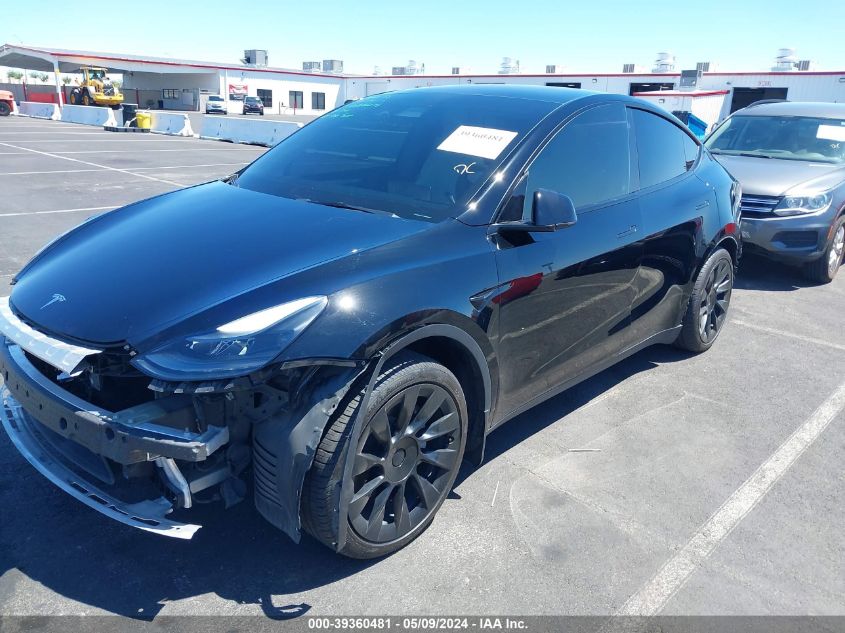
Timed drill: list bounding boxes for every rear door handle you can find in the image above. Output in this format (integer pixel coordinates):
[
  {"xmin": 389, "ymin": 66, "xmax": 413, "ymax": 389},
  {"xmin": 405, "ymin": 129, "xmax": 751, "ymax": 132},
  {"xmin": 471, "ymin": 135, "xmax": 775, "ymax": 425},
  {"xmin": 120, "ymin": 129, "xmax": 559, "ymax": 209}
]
[{"xmin": 617, "ymin": 225, "xmax": 639, "ymax": 239}]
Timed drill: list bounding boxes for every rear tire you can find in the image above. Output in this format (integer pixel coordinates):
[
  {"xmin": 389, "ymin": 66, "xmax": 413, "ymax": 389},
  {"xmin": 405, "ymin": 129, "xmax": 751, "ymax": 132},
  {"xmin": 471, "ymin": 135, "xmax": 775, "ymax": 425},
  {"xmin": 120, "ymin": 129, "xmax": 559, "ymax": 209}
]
[
  {"xmin": 804, "ymin": 216, "xmax": 844, "ymax": 284},
  {"xmin": 302, "ymin": 351, "xmax": 467, "ymax": 559},
  {"xmin": 69, "ymin": 88, "xmax": 81, "ymax": 105},
  {"xmin": 676, "ymin": 248, "xmax": 734, "ymax": 353},
  {"xmin": 0, "ymin": 102, "xmax": 10, "ymax": 116}
]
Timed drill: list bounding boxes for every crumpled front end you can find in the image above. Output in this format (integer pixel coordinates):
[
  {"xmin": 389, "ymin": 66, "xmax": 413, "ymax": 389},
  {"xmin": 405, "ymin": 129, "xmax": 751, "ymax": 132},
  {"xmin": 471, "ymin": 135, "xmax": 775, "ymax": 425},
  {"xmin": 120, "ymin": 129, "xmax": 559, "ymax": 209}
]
[{"xmin": 0, "ymin": 296, "xmax": 364, "ymax": 541}]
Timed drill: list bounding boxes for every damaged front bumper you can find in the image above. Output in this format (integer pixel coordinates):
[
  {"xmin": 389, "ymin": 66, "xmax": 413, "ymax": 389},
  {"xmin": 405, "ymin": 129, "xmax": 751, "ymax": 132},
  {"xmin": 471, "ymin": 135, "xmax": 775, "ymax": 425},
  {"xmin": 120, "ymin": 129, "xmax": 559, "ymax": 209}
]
[
  {"xmin": 1, "ymin": 389, "xmax": 201, "ymax": 538},
  {"xmin": 0, "ymin": 314, "xmax": 231, "ymax": 539},
  {"xmin": 0, "ymin": 296, "xmax": 370, "ymax": 546}
]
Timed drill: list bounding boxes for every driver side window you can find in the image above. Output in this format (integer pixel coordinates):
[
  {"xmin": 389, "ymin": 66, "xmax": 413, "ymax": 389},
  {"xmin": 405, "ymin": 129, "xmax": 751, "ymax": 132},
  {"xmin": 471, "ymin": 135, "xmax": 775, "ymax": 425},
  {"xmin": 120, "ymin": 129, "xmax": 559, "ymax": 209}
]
[{"xmin": 506, "ymin": 103, "xmax": 632, "ymax": 222}]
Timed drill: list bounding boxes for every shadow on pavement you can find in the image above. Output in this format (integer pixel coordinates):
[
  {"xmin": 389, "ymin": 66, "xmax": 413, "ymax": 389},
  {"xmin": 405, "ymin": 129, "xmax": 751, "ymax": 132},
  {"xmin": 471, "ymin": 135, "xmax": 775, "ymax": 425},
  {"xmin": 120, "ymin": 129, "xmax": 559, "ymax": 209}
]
[
  {"xmin": 474, "ymin": 343, "xmax": 692, "ymax": 468},
  {"xmin": 734, "ymin": 252, "xmax": 820, "ymax": 291},
  {"xmin": 0, "ymin": 344, "xmax": 690, "ymax": 621}
]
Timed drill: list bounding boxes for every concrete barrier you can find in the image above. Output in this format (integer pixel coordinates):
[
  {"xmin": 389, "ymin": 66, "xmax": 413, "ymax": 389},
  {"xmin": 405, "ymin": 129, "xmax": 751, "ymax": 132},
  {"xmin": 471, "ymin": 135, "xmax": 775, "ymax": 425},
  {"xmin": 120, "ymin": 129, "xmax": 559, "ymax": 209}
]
[
  {"xmin": 149, "ymin": 111, "xmax": 195, "ymax": 137},
  {"xmin": 19, "ymin": 101, "xmax": 61, "ymax": 120},
  {"xmin": 200, "ymin": 116, "xmax": 302, "ymax": 147},
  {"xmin": 61, "ymin": 104, "xmax": 117, "ymax": 127}
]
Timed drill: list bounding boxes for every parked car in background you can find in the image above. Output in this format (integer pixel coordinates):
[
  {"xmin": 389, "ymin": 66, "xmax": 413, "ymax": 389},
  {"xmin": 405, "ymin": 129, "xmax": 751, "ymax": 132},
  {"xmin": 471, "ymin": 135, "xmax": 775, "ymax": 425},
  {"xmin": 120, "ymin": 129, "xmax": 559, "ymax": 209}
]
[
  {"xmin": 705, "ymin": 101, "xmax": 845, "ymax": 282},
  {"xmin": 0, "ymin": 86, "xmax": 740, "ymax": 559},
  {"xmin": 242, "ymin": 96, "xmax": 265, "ymax": 115},
  {"xmin": 205, "ymin": 95, "xmax": 227, "ymax": 115}
]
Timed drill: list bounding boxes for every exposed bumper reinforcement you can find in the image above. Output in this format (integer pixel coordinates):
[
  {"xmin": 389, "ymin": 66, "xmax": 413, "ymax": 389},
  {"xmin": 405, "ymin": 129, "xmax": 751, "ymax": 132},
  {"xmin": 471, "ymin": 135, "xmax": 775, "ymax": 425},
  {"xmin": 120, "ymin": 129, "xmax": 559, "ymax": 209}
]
[
  {"xmin": 0, "ymin": 342, "xmax": 228, "ymax": 465},
  {"xmin": 1, "ymin": 387, "xmax": 201, "ymax": 539}
]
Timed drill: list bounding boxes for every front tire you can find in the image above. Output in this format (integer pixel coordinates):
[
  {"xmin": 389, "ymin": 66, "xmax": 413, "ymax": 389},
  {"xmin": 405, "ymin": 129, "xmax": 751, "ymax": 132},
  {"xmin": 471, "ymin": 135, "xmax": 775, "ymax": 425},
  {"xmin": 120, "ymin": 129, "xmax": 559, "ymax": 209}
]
[
  {"xmin": 676, "ymin": 248, "xmax": 734, "ymax": 353},
  {"xmin": 302, "ymin": 351, "xmax": 467, "ymax": 559},
  {"xmin": 0, "ymin": 102, "xmax": 10, "ymax": 116},
  {"xmin": 804, "ymin": 216, "xmax": 844, "ymax": 284}
]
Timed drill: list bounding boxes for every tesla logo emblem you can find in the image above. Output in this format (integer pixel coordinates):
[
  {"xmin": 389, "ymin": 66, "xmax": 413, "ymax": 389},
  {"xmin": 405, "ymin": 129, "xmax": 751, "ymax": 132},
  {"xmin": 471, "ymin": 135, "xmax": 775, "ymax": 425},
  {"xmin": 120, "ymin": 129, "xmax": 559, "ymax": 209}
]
[
  {"xmin": 453, "ymin": 162, "xmax": 476, "ymax": 175},
  {"xmin": 40, "ymin": 294, "xmax": 66, "ymax": 309}
]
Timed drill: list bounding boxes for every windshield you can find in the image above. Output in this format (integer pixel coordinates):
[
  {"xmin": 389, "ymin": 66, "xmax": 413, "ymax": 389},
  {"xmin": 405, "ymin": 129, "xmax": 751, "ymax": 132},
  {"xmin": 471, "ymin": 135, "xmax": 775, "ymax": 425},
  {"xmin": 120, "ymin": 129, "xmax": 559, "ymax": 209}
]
[
  {"xmin": 246, "ymin": 97, "xmax": 261, "ymax": 103},
  {"xmin": 208, "ymin": 96, "xmax": 223, "ymax": 101},
  {"xmin": 233, "ymin": 90, "xmax": 559, "ymax": 222},
  {"xmin": 705, "ymin": 115, "xmax": 845, "ymax": 164}
]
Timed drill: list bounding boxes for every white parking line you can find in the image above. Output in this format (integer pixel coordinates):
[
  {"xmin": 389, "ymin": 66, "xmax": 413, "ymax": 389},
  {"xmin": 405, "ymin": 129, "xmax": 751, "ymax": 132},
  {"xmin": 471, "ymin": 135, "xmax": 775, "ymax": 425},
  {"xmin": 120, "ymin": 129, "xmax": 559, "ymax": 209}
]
[
  {"xmin": 732, "ymin": 318, "xmax": 845, "ymax": 353},
  {"xmin": 613, "ymin": 379, "xmax": 845, "ymax": 618},
  {"xmin": 132, "ymin": 162, "xmax": 248, "ymax": 170},
  {"xmin": 0, "ymin": 131, "xmax": 105, "ymax": 135},
  {"xmin": 8, "ymin": 138, "xmax": 188, "ymax": 142},
  {"xmin": 28, "ymin": 148, "xmax": 262, "ymax": 154},
  {"xmin": 0, "ymin": 141, "xmax": 182, "ymax": 187},
  {"xmin": 0, "ymin": 205, "xmax": 118, "ymax": 218},
  {"xmin": 0, "ymin": 169, "xmax": 104, "ymax": 176},
  {"xmin": 0, "ymin": 163, "xmax": 247, "ymax": 177}
]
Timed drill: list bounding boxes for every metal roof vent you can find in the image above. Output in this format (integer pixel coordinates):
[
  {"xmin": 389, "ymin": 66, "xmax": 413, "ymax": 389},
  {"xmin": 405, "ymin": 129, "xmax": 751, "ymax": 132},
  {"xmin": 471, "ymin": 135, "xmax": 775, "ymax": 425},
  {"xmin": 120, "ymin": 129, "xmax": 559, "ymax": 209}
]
[
  {"xmin": 653, "ymin": 52, "xmax": 675, "ymax": 73},
  {"xmin": 243, "ymin": 50, "xmax": 268, "ymax": 67}
]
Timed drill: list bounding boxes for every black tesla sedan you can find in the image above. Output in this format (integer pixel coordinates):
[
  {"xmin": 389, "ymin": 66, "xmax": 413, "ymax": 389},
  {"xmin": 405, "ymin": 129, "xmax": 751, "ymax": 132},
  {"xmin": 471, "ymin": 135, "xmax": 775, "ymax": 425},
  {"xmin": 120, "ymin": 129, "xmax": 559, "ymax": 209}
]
[{"xmin": 0, "ymin": 86, "xmax": 740, "ymax": 558}]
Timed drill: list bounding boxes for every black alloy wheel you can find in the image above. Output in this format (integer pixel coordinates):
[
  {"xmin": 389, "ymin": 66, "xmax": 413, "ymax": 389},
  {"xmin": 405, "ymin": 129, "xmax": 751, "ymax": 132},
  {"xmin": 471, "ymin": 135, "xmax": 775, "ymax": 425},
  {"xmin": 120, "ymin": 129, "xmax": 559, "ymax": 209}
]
[
  {"xmin": 676, "ymin": 248, "xmax": 734, "ymax": 352},
  {"xmin": 698, "ymin": 257, "xmax": 732, "ymax": 345},
  {"xmin": 301, "ymin": 351, "xmax": 468, "ymax": 558},
  {"xmin": 348, "ymin": 382, "xmax": 462, "ymax": 544}
]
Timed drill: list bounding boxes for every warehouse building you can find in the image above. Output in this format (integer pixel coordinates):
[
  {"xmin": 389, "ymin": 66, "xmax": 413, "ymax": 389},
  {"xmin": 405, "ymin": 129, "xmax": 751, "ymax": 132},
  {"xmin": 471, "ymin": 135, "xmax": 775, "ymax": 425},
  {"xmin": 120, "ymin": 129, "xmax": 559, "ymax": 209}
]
[{"xmin": 1, "ymin": 44, "xmax": 843, "ymax": 128}]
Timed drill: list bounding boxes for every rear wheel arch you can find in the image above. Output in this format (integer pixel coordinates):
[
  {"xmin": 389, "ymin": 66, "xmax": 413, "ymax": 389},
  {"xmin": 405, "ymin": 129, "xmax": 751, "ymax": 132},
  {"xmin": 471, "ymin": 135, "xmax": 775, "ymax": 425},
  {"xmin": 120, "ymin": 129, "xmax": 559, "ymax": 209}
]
[{"xmin": 716, "ymin": 235, "xmax": 740, "ymax": 267}]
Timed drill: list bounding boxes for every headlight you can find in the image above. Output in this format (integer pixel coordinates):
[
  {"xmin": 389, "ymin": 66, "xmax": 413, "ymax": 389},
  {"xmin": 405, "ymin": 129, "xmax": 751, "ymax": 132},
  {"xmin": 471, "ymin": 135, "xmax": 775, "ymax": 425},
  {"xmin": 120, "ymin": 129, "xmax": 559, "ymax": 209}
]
[
  {"xmin": 774, "ymin": 192, "xmax": 833, "ymax": 217},
  {"xmin": 132, "ymin": 296, "xmax": 327, "ymax": 381}
]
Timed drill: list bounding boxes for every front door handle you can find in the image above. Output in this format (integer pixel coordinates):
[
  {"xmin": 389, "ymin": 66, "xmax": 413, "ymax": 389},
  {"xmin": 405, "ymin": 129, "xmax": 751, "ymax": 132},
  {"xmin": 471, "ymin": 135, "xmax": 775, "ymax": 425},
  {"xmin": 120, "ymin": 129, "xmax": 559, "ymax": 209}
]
[
  {"xmin": 617, "ymin": 225, "xmax": 639, "ymax": 239},
  {"xmin": 696, "ymin": 200, "xmax": 711, "ymax": 210}
]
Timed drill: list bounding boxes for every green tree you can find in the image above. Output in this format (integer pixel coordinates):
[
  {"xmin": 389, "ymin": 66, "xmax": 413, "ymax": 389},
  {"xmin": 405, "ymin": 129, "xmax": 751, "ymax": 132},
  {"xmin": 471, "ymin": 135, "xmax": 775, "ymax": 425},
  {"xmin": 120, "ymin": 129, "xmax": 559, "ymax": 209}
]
[
  {"xmin": 61, "ymin": 76, "xmax": 72, "ymax": 85},
  {"xmin": 38, "ymin": 73, "xmax": 49, "ymax": 84},
  {"xmin": 28, "ymin": 71, "xmax": 38, "ymax": 82},
  {"xmin": 6, "ymin": 70, "xmax": 24, "ymax": 82}
]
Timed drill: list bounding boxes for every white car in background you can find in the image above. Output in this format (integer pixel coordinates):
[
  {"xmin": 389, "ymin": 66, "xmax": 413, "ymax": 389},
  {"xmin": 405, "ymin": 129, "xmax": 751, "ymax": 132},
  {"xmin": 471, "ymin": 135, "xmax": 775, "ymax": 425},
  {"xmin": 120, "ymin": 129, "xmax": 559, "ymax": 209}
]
[{"xmin": 205, "ymin": 95, "xmax": 227, "ymax": 115}]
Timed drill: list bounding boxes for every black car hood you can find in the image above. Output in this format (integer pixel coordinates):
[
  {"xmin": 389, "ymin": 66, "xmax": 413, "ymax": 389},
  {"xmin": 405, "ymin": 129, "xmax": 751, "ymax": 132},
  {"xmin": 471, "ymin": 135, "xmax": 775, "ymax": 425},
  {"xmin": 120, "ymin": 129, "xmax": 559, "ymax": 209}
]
[
  {"xmin": 10, "ymin": 181, "xmax": 430, "ymax": 346},
  {"xmin": 712, "ymin": 154, "xmax": 845, "ymax": 196}
]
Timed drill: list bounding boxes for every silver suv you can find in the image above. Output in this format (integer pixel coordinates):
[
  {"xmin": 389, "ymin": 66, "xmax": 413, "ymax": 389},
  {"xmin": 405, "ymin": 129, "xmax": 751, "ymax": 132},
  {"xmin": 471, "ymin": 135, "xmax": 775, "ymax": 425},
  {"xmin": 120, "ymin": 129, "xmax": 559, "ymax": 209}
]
[{"xmin": 705, "ymin": 102, "xmax": 845, "ymax": 283}]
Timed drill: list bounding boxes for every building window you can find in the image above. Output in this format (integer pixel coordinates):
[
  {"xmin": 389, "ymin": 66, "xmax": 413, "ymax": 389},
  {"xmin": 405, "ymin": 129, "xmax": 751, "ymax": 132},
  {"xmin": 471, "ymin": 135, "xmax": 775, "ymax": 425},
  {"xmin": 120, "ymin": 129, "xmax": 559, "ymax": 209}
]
[
  {"xmin": 257, "ymin": 88, "xmax": 273, "ymax": 108},
  {"xmin": 289, "ymin": 91, "xmax": 304, "ymax": 109},
  {"xmin": 162, "ymin": 89, "xmax": 179, "ymax": 100},
  {"xmin": 311, "ymin": 92, "xmax": 326, "ymax": 110}
]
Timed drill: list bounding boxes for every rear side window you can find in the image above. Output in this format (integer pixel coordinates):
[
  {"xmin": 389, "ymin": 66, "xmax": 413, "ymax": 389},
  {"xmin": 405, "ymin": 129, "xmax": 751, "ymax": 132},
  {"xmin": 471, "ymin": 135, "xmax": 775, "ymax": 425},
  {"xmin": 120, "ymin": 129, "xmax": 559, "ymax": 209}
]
[
  {"xmin": 632, "ymin": 109, "xmax": 689, "ymax": 188},
  {"xmin": 521, "ymin": 103, "xmax": 631, "ymax": 215}
]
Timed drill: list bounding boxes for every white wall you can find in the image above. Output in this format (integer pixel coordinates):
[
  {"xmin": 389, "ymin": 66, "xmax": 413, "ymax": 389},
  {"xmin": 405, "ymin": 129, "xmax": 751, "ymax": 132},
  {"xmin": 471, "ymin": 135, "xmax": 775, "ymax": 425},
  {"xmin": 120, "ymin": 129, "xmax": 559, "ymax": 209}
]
[
  {"xmin": 123, "ymin": 71, "xmax": 219, "ymax": 91},
  {"xmin": 344, "ymin": 71, "xmax": 845, "ymax": 116},
  {"xmin": 105, "ymin": 62, "xmax": 845, "ymax": 121},
  {"xmin": 217, "ymin": 68, "xmax": 345, "ymax": 115}
]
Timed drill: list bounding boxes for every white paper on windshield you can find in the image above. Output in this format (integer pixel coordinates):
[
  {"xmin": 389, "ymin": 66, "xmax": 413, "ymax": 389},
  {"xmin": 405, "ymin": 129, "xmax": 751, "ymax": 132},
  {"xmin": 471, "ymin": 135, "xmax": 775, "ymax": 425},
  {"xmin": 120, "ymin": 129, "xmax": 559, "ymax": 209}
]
[
  {"xmin": 437, "ymin": 126, "xmax": 518, "ymax": 159},
  {"xmin": 816, "ymin": 124, "xmax": 845, "ymax": 142}
]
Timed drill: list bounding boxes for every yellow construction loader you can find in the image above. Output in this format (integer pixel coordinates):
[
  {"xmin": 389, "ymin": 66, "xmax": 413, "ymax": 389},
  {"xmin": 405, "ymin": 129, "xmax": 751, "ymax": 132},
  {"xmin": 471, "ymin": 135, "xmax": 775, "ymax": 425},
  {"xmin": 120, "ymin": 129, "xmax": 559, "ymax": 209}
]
[{"xmin": 68, "ymin": 66, "xmax": 123, "ymax": 108}]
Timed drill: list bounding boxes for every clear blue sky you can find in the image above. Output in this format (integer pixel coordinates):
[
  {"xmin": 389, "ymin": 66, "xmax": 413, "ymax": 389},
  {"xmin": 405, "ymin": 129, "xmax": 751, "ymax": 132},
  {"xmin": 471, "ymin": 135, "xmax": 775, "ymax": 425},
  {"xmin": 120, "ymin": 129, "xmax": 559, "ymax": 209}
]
[{"xmin": 3, "ymin": 0, "xmax": 845, "ymax": 74}]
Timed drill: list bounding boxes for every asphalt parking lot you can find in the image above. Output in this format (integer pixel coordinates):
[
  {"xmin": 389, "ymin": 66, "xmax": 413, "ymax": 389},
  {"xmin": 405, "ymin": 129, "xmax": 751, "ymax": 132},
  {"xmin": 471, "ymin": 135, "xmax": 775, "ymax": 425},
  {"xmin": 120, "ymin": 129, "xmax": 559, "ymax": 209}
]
[{"xmin": 0, "ymin": 116, "xmax": 843, "ymax": 623}]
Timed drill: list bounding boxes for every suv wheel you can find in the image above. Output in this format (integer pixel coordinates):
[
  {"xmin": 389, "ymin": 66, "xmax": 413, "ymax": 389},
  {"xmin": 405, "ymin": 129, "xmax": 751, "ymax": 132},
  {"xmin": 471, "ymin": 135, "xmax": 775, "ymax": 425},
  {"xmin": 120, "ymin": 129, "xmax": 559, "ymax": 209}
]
[
  {"xmin": 676, "ymin": 248, "xmax": 734, "ymax": 353},
  {"xmin": 302, "ymin": 351, "xmax": 467, "ymax": 559},
  {"xmin": 804, "ymin": 216, "xmax": 844, "ymax": 284}
]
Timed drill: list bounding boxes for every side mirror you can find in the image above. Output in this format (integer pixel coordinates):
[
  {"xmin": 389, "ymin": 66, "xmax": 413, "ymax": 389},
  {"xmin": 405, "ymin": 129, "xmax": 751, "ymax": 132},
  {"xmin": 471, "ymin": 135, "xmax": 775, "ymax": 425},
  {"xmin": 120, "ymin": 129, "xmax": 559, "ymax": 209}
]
[{"xmin": 531, "ymin": 189, "xmax": 578, "ymax": 231}]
